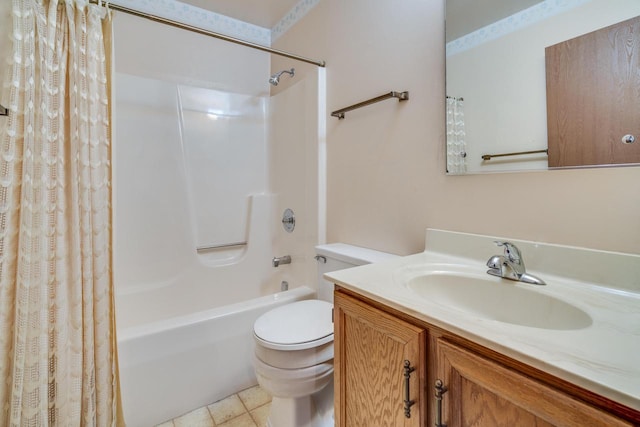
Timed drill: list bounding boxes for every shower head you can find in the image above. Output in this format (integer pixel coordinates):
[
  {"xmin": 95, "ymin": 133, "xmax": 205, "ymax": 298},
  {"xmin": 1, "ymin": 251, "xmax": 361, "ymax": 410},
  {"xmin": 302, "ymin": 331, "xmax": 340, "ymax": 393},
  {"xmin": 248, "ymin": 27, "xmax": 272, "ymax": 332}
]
[{"xmin": 269, "ymin": 68, "xmax": 295, "ymax": 86}]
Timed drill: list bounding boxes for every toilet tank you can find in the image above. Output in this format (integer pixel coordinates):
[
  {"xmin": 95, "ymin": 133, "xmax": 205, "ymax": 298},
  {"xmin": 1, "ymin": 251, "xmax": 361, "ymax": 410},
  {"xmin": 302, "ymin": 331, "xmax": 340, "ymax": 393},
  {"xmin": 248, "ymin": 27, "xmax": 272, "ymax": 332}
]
[{"xmin": 315, "ymin": 243, "xmax": 397, "ymax": 303}]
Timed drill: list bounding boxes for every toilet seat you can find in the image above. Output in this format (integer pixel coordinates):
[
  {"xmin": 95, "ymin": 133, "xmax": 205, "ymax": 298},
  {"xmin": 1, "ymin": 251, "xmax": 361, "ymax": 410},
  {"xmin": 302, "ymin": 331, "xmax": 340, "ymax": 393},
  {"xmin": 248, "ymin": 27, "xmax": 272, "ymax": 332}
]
[
  {"xmin": 253, "ymin": 300, "xmax": 333, "ymax": 351},
  {"xmin": 255, "ymin": 339, "xmax": 333, "ymax": 369}
]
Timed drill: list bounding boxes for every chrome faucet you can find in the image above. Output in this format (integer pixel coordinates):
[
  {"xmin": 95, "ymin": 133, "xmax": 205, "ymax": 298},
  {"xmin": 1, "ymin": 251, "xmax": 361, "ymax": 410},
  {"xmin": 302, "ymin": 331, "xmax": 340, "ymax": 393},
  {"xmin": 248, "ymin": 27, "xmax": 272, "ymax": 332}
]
[
  {"xmin": 272, "ymin": 255, "xmax": 291, "ymax": 267},
  {"xmin": 486, "ymin": 241, "xmax": 546, "ymax": 285}
]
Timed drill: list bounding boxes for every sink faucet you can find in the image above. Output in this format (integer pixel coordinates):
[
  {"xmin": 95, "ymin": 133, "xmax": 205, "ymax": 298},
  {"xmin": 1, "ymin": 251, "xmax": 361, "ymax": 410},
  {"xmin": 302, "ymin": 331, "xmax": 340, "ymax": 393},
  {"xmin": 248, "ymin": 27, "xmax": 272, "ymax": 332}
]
[
  {"xmin": 486, "ymin": 241, "xmax": 546, "ymax": 285},
  {"xmin": 272, "ymin": 255, "xmax": 291, "ymax": 267}
]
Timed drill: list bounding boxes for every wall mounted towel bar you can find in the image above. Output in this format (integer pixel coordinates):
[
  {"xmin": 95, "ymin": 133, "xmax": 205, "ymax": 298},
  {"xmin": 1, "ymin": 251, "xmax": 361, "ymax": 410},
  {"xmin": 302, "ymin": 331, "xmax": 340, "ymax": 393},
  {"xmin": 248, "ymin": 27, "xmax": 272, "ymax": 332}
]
[
  {"xmin": 482, "ymin": 149, "xmax": 548, "ymax": 161},
  {"xmin": 0, "ymin": 105, "xmax": 8, "ymax": 116},
  {"xmin": 331, "ymin": 91, "xmax": 409, "ymax": 119}
]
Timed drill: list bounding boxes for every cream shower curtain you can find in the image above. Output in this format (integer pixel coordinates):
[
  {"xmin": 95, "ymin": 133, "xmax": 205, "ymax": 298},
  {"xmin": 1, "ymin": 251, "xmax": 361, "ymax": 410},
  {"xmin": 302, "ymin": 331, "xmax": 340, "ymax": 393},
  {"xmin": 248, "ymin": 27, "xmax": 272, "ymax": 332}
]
[{"xmin": 0, "ymin": 1, "xmax": 122, "ymax": 426}]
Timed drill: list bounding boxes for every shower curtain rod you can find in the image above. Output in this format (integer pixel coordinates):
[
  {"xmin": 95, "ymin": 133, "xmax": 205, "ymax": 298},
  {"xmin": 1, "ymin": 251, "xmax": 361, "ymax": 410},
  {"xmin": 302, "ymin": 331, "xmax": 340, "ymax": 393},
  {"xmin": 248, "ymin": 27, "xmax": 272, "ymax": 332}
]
[{"xmin": 89, "ymin": 1, "xmax": 326, "ymax": 67}]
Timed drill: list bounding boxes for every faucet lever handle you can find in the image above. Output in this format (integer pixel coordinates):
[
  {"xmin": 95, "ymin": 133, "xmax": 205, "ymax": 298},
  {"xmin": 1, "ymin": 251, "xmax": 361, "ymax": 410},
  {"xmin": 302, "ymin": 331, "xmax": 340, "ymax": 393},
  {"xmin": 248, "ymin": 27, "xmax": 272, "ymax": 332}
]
[
  {"xmin": 493, "ymin": 241, "xmax": 523, "ymax": 265},
  {"xmin": 486, "ymin": 255, "xmax": 505, "ymax": 269}
]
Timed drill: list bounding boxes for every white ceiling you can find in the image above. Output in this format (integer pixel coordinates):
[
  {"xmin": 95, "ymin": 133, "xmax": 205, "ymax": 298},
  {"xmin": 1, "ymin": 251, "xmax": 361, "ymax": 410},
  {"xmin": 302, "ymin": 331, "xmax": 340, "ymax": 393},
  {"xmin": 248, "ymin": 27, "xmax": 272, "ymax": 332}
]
[{"xmin": 178, "ymin": 0, "xmax": 301, "ymax": 29}]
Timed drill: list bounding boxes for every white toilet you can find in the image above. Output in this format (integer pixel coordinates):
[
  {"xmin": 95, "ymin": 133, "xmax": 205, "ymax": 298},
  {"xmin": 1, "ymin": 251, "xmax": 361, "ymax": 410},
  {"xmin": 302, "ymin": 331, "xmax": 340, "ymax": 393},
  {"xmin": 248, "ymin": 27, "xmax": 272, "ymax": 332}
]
[{"xmin": 253, "ymin": 243, "xmax": 397, "ymax": 427}]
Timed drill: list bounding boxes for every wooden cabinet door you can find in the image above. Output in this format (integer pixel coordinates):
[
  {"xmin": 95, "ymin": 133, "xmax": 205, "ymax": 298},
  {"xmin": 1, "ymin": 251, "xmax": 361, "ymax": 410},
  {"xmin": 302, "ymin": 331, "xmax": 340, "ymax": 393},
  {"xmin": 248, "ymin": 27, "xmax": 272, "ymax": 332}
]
[
  {"xmin": 435, "ymin": 338, "xmax": 632, "ymax": 427},
  {"xmin": 545, "ymin": 16, "xmax": 640, "ymax": 168},
  {"xmin": 334, "ymin": 291, "xmax": 426, "ymax": 427}
]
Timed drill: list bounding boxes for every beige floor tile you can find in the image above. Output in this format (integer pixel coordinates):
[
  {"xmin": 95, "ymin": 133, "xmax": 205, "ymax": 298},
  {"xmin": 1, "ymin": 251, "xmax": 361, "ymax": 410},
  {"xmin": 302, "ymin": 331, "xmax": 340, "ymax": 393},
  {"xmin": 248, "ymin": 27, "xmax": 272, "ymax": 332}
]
[
  {"xmin": 238, "ymin": 386, "xmax": 272, "ymax": 411},
  {"xmin": 249, "ymin": 403, "xmax": 271, "ymax": 427},
  {"xmin": 208, "ymin": 394, "xmax": 247, "ymax": 425},
  {"xmin": 173, "ymin": 407, "xmax": 214, "ymax": 427},
  {"xmin": 217, "ymin": 413, "xmax": 257, "ymax": 427}
]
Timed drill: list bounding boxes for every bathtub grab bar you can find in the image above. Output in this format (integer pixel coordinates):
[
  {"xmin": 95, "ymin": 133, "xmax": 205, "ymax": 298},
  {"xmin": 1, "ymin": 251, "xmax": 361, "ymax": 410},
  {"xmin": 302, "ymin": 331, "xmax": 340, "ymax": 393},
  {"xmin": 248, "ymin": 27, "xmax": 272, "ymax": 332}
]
[{"xmin": 196, "ymin": 241, "xmax": 247, "ymax": 251}]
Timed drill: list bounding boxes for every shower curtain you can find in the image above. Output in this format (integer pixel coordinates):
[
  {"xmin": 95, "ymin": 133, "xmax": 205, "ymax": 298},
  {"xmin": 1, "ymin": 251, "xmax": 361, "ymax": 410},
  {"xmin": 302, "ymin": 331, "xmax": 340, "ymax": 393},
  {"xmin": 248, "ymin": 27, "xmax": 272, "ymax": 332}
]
[
  {"xmin": 0, "ymin": 1, "xmax": 122, "ymax": 426},
  {"xmin": 446, "ymin": 96, "xmax": 467, "ymax": 174}
]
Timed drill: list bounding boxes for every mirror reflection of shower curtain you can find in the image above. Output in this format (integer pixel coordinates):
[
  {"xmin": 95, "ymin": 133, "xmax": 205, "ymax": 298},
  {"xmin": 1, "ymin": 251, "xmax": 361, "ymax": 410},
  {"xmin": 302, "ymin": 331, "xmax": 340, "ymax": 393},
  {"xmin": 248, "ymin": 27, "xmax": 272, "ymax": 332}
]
[{"xmin": 446, "ymin": 96, "xmax": 467, "ymax": 174}]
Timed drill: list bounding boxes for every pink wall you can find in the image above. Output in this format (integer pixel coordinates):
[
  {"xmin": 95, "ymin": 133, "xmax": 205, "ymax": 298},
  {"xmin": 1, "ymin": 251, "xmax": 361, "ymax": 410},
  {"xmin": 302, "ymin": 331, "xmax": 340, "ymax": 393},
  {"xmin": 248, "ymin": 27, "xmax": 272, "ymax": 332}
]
[{"xmin": 272, "ymin": 0, "xmax": 640, "ymax": 255}]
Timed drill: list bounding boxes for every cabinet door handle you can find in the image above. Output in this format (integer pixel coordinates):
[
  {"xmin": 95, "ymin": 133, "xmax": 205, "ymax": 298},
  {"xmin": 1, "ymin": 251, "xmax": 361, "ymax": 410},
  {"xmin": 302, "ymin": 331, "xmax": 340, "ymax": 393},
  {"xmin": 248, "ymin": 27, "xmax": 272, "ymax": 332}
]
[
  {"xmin": 435, "ymin": 379, "xmax": 448, "ymax": 427},
  {"xmin": 403, "ymin": 360, "xmax": 416, "ymax": 418}
]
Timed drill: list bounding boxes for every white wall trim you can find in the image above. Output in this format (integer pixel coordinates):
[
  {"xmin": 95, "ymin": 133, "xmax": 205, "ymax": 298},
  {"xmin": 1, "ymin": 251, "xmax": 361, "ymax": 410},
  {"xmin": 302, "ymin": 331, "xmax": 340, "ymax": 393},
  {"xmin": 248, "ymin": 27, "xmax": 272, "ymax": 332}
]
[
  {"xmin": 109, "ymin": 0, "xmax": 272, "ymax": 45},
  {"xmin": 109, "ymin": 0, "xmax": 323, "ymax": 46},
  {"xmin": 271, "ymin": 0, "xmax": 321, "ymax": 42},
  {"xmin": 446, "ymin": 0, "xmax": 592, "ymax": 57}
]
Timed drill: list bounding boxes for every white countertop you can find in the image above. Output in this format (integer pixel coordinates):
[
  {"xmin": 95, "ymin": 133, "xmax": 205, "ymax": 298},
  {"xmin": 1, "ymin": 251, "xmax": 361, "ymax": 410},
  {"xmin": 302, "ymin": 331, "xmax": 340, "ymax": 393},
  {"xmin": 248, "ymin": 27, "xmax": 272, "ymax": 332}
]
[{"xmin": 325, "ymin": 230, "xmax": 640, "ymax": 412}]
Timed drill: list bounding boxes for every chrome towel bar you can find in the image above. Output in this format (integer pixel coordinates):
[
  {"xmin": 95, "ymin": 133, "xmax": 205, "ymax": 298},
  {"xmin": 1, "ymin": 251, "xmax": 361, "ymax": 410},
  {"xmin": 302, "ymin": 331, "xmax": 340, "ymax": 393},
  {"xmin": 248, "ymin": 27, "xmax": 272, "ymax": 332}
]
[
  {"xmin": 481, "ymin": 149, "xmax": 548, "ymax": 161},
  {"xmin": 331, "ymin": 91, "xmax": 409, "ymax": 119}
]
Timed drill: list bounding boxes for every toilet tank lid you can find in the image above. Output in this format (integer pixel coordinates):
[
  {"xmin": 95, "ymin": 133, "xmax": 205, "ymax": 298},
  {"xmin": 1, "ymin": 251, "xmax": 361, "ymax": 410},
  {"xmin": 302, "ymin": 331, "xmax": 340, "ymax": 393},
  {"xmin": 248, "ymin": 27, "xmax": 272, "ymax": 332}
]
[
  {"xmin": 315, "ymin": 243, "xmax": 398, "ymax": 266},
  {"xmin": 254, "ymin": 300, "xmax": 333, "ymax": 350}
]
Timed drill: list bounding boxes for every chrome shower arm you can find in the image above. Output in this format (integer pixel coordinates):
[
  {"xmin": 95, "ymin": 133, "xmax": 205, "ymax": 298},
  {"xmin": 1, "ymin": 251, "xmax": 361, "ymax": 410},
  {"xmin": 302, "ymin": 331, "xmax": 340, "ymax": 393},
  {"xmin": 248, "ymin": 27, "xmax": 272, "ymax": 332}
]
[{"xmin": 269, "ymin": 68, "xmax": 295, "ymax": 86}]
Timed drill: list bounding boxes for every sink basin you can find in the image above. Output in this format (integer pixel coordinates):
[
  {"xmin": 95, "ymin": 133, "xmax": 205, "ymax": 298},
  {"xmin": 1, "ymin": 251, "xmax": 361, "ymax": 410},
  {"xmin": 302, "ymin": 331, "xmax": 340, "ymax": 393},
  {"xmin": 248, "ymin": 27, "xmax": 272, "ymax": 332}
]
[{"xmin": 406, "ymin": 271, "xmax": 592, "ymax": 330}]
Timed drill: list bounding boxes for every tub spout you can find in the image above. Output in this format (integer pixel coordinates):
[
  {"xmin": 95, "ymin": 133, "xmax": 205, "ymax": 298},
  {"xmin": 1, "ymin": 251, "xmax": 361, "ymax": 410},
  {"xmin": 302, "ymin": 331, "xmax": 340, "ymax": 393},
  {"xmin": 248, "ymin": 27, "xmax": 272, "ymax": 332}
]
[{"xmin": 272, "ymin": 255, "xmax": 291, "ymax": 267}]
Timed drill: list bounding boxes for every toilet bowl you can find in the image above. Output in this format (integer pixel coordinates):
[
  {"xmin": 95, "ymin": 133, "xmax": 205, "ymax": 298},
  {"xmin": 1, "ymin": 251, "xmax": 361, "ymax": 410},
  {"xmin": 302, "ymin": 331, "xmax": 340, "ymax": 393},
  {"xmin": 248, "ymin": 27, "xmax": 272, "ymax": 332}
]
[
  {"xmin": 253, "ymin": 244, "xmax": 397, "ymax": 427},
  {"xmin": 253, "ymin": 355, "xmax": 333, "ymax": 398}
]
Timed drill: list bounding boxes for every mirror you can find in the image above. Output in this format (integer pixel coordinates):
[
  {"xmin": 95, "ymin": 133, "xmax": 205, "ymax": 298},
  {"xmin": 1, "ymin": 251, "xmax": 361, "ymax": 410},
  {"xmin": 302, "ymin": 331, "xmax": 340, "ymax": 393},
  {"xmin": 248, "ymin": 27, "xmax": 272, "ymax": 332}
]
[{"xmin": 445, "ymin": 0, "xmax": 640, "ymax": 174}]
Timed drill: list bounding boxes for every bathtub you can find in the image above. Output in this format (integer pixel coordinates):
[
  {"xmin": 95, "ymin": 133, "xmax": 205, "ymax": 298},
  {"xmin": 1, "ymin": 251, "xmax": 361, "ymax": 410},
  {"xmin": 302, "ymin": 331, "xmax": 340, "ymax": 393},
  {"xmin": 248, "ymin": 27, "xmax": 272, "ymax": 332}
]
[{"xmin": 117, "ymin": 285, "xmax": 315, "ymax": 427}]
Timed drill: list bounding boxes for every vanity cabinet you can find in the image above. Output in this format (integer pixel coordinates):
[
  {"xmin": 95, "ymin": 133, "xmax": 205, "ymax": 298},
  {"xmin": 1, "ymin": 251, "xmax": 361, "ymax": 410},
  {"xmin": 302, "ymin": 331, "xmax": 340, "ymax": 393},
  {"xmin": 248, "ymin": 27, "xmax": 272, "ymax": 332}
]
[
  {"xmin": 334, "ymin": 288, "xmax": 638, "ymax": 427},
  {"xmin": 436, "ymin": 338, "xmax": 632, "ymax": 427},
  {"xmin": 334, "ymin": 291, "xmax": 427, "ymax": 426}
]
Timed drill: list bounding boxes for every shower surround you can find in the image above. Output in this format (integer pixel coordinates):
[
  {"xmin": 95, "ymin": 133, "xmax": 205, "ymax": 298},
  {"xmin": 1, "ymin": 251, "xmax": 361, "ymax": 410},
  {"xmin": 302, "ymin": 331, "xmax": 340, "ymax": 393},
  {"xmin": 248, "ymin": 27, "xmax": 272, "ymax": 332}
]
[{"xmin": 112, "ymin": 12, "xmax": 322, "ymax": 426}]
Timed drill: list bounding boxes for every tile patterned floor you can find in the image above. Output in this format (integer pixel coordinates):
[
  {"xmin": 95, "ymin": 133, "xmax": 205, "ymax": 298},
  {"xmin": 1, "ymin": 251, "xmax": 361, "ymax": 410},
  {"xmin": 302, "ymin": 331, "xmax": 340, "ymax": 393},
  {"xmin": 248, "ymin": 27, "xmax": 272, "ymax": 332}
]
[{"xmin": 156, "ymin": 385, "xmax": 272, "ymax": 427}]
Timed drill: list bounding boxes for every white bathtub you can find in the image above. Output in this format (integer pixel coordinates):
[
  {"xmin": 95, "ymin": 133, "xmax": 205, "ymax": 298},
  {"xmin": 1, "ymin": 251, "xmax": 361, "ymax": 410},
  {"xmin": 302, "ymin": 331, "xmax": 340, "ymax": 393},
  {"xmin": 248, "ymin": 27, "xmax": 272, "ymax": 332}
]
[{"xmin": 117, "ymin": 285, "xmax": 315, "ymax": 427}]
